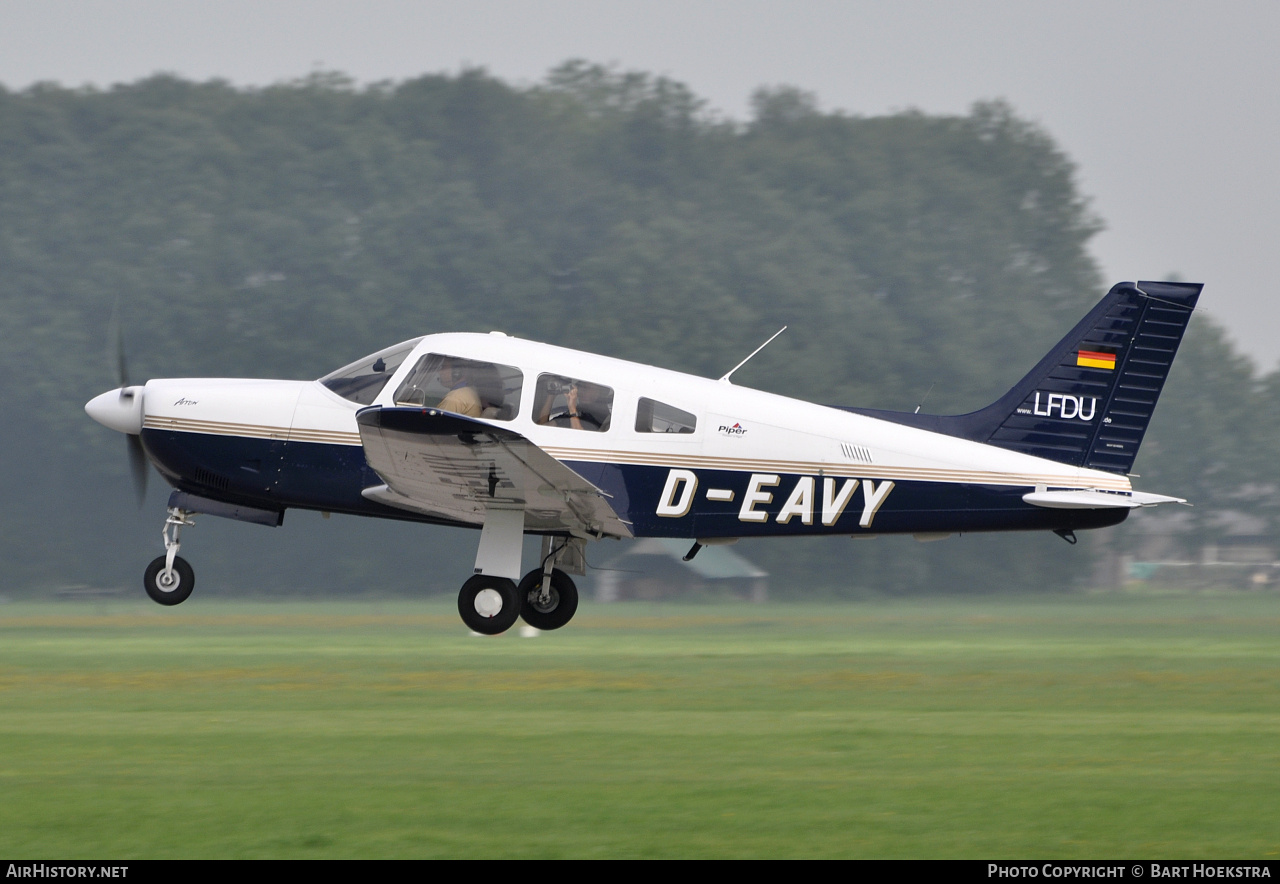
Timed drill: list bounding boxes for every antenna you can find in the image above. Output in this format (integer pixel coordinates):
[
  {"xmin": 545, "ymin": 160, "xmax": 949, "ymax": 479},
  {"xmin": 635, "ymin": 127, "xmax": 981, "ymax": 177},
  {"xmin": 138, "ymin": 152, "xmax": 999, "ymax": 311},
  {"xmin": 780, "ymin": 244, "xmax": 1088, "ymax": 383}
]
[
  {"xmin": 913, "ymin": 381, "xmax": 936, "ymax": 414},
  {"xmin": 719, "ymin": 326, "xmax": 787, "ymax": 383}
]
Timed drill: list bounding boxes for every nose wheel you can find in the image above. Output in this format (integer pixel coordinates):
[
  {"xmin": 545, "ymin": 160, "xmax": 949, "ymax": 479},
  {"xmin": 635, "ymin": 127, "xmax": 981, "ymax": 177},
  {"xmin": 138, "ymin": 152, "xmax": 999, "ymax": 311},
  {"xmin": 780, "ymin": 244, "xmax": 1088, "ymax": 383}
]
[
  {"xmin": 144, "ymin": 506, "xmax": 196, "ymax": 606},
  {"xmin": 144, "ymin": 555, "xmax": 194, "ymax": 605}
]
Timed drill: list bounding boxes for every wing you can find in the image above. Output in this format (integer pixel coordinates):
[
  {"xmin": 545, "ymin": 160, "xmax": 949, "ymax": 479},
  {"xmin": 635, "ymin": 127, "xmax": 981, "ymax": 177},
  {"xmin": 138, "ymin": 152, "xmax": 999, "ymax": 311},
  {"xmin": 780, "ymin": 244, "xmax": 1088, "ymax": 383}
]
[{"xmin": 355, "ymin": 406, "xmax": 632, "ymax": 539}]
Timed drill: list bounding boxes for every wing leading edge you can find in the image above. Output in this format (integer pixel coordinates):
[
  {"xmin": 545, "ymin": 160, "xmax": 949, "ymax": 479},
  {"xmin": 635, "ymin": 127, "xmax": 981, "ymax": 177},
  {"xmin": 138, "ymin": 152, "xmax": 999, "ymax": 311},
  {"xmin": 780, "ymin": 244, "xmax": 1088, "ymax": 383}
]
[{"xmin": 355, "ymin": 407, "xmax": 633, "ymax": 539}]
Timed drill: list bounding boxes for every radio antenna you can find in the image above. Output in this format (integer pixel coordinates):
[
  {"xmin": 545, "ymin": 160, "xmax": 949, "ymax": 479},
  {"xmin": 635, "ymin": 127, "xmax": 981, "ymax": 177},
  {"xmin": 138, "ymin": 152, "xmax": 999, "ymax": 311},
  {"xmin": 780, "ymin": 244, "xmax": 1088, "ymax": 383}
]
[
  {"xmin": 913, "ymin": 381, "xmax": 937, "ymax": 414},
  {"xmin": 719, "ymin": 326, "xmax": 787, "ymax": 384}
]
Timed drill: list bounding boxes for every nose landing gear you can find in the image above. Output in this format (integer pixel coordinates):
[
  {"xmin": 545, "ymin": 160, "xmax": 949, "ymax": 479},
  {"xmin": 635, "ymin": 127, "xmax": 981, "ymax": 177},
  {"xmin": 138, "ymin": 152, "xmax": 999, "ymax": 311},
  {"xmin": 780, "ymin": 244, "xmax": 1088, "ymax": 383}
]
[{"xmin": 144, "ymin": 507, "xmax": 196, "ymax": 605}]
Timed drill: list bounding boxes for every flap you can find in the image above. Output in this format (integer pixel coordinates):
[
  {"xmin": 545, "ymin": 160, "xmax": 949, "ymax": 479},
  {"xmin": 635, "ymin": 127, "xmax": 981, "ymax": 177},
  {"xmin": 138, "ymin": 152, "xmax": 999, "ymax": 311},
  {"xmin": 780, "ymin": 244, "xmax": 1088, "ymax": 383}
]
[
  {"xmin": 1022, "ymin": 488, "xmax": 1187, "ymax": 509},
  {"xmin": 355, "ymin": 406, "xmax": 632, "ymax": 538}
]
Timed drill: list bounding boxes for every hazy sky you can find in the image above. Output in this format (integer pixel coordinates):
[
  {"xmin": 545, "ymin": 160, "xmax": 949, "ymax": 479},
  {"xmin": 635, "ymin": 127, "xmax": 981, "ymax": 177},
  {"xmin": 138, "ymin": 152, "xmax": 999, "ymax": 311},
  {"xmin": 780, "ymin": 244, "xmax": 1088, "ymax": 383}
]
[{"xmin": 4, "ymin": 0, "xmax": 1277, "ymax": 368}]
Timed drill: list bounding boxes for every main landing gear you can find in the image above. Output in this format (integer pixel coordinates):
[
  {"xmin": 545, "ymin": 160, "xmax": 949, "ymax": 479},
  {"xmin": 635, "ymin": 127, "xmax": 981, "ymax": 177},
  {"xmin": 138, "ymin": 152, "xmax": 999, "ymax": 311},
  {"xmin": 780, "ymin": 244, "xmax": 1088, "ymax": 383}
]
[
  {"xmin": 458, "ymin": 535, "xmax": 582, "ymax": 636},
  {"xmin": 517, "ymin": 568, "xmax": 578, "ymax": 631},
  {"xmin": 457, "ymin": 575, "xmax": 522, "ymax": 635},
  {"xmin": 457, "ymin": 568, "xmax": 579, "ymax": 636},
  {"xmin": 143, "ymin": 506, "xmax": 196, "ymax": 605},
  {"xmin": 457, "ymin": 513, "xmax": 585, "ymax": 634}
]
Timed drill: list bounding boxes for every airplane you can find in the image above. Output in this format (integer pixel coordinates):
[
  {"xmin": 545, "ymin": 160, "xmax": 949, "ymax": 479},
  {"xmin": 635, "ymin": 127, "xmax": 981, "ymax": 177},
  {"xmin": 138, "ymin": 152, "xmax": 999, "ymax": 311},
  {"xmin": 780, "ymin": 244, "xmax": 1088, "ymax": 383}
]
[{"xmin": 86, "ymin": 280, "xmax": 1200, "ymax": 634}]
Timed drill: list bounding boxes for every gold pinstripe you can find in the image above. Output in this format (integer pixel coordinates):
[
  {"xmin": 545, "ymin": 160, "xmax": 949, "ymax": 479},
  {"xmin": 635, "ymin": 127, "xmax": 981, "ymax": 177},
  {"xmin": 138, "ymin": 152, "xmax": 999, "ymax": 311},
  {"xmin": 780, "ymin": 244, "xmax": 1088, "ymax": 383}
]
[
  {"xmin": 143, "ymin": 415, "xmax": 362, "ymax": 446},
  {"xmin": 142, "ymin": 416, "xmax": 1130, "ymax": 492},
  {"xmin": 541, "ymin": 447, "xmax": 1132, "ymax": 492}
]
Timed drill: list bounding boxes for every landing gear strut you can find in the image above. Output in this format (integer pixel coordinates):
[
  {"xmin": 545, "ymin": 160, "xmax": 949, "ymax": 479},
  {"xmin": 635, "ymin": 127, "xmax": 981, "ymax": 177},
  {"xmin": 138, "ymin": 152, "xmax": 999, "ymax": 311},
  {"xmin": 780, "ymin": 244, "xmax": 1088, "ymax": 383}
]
[{"xmin": 144, "ymin": 507, "xmax": 196, "ymax": 605}]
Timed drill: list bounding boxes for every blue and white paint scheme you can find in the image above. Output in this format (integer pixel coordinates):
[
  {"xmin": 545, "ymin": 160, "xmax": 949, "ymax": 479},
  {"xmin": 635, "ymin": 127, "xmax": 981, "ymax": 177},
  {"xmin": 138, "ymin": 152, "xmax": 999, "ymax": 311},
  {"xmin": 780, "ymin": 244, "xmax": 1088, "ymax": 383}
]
[{"xmin": 86, "ymin": 280, "xmax": 1200, "ymax": 634}]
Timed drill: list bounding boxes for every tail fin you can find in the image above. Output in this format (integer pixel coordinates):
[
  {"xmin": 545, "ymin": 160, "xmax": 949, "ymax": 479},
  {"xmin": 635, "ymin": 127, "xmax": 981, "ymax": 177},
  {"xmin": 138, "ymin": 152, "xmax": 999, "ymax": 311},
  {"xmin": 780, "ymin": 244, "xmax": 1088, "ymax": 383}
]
[{"xmin": 850, "ymin": 281, "xmax": 1202, "ymax": 474}]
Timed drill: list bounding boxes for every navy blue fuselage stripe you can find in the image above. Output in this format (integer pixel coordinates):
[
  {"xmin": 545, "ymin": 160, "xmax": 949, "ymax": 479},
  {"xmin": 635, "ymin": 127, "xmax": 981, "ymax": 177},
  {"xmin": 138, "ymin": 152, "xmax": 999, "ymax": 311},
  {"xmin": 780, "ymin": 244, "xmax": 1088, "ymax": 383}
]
[{"xmin": 142, "ymin": 429, "xmax": 1127, "ymax": 535}]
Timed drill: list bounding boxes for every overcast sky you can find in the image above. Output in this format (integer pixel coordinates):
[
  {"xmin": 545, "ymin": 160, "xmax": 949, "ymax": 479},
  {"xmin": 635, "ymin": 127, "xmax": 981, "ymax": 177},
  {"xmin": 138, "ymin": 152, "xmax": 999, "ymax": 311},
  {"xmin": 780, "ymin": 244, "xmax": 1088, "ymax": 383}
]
[{"xmin": 4, "ymin": 0, "xmax": 1277, "ymax": 368}]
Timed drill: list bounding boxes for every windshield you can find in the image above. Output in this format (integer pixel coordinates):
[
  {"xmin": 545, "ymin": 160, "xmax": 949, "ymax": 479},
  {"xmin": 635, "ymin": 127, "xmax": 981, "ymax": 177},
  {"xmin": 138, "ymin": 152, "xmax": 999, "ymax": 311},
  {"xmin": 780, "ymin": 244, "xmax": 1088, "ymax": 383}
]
[{"xmin": 319, "ymin": 338, "xmax": 423, "ymax": 405}]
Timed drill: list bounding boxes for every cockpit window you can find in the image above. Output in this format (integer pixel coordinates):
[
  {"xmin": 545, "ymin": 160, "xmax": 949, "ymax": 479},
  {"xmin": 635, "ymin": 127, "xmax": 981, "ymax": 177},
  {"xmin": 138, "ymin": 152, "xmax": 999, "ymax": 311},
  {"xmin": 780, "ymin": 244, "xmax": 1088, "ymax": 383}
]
[
  {"xmin": 636, "ymin": 398, "xmax": 696, "ymax": 434},
  {"xmin": 393, "ymin": 353, "xmax": 523, "ymax": 421},
  {"xmin": 319, "ymin": 338, "xmax": 422, "ymax": 405},
  {"xmin": 534, "ymin": 374, "xmax": 613, "ymax": 432}
]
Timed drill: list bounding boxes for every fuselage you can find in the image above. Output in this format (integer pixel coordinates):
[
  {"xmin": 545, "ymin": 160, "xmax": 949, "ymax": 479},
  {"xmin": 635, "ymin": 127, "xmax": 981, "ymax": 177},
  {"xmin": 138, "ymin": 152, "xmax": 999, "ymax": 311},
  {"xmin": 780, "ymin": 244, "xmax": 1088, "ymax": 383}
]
[{"xmin": 126, "ymin": 331, "xmax": 1131, "ymax": 539}]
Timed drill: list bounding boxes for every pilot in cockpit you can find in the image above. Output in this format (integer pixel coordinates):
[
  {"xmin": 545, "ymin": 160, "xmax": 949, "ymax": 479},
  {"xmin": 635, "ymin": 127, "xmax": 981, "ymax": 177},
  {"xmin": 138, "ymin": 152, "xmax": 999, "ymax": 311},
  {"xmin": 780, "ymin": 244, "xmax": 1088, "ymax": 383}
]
[{"xmin": 436, "ymin": 358, "xmax": 482, "ymax": 417}]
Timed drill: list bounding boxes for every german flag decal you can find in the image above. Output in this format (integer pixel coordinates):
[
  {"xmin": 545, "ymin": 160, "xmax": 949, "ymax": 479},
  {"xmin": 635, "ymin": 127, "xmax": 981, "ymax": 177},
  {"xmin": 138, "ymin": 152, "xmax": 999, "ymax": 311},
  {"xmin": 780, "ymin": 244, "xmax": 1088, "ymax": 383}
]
[{"xmin": 1077, "ymin": 349, "xmax": 1116, "ymax": 370}]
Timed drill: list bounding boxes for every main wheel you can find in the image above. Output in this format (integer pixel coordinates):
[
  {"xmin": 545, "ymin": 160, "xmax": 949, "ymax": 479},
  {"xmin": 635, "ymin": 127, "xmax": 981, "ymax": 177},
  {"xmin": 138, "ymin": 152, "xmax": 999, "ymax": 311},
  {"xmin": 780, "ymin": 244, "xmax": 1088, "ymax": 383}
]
[
  {"xmin": 457, "ymin": 575, "xmax": 521, "ymax": 635},
  {"xmin": 518, "ymin": 569, "xmax": 579, "ymax": 631},
  {"xmin": 143, "ymin": 555, "xmax": 195, "ymax": 606}
]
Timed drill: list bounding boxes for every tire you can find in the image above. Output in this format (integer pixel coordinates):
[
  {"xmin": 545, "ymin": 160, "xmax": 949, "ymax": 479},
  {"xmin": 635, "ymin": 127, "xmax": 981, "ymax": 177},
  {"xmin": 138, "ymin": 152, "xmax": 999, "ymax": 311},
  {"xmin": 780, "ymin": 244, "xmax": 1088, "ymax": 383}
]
[
  {"xmin": 457, "ymin": 575, "xmax": 521, "ymax": 635},
  {"xmin": 143, "ymin": 555, "xmax": 195, "ymax": 606},
  {"xmin": 517, "ymin": 569, "xmax": 579, "ymax": 631}
]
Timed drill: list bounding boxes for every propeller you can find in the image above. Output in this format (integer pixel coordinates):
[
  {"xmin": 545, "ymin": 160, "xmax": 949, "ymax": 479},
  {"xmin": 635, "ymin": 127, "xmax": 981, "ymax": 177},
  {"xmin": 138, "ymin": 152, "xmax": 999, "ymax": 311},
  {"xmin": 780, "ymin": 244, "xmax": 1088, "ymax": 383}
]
[{"xmin": 111, "ymin": 309, "xmax": 149, "ymax": 507}]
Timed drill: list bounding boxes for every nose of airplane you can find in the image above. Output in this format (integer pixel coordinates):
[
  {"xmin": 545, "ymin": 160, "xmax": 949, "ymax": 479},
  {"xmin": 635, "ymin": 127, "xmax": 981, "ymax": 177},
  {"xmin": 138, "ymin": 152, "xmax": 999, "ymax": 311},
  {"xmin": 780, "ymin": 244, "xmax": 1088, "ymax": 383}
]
[{"xmin": 86, "ymin": 386, "xmax": 145, "ymax": 434}]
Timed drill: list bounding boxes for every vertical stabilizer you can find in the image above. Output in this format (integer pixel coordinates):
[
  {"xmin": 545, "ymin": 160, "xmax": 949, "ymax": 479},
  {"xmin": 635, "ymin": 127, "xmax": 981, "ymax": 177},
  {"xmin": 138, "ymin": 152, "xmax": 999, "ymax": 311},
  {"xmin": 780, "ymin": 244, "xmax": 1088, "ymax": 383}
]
[{"xmin": 848, "ymin": 281, "xmax": 1202, "ymax": 474}]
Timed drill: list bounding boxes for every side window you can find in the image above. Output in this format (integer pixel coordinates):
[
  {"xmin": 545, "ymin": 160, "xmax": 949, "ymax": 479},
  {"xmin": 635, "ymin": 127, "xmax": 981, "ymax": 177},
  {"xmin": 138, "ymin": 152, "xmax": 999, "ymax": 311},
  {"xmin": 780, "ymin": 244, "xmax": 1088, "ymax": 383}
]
[
  {"xmin": 636, "ymin": 398, "xmax": 697, "ymax": 434},
  {"xmin": 533, "ymin": 374, "xmax": 613, "ymax": 432},
  {"xmin": 393, "ymin": 353, "xmax": 523, "ymax": 421}
]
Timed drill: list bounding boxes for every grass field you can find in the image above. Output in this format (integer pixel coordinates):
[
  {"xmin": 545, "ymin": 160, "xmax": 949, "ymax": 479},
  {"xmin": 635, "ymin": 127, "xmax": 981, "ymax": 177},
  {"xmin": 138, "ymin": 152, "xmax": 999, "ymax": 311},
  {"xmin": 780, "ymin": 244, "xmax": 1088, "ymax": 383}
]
[{"xmin": 0, "ymin": 592, "xmax": 1277, "ymax": 858}]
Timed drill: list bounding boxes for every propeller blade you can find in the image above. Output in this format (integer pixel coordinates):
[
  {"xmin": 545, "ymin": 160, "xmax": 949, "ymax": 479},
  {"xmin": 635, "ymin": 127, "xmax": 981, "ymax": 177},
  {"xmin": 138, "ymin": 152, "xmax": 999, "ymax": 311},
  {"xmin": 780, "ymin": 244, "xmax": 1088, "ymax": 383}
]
[
  {"xmin": 127, "ymin": 434, "xmax": 148, "ymax": 507},
  {"xmin": 114, "ymin": 311, "xmax": 130, "ymax": 389},
  {"xmin": 103, "ymin": 302, "xmax": 150, "ymax": 505}
]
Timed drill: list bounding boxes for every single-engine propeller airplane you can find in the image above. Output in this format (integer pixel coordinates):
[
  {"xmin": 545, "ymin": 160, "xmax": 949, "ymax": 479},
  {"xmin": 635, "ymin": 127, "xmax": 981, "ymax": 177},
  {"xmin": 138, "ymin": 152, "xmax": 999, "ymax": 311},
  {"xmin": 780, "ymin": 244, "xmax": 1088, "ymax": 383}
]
[{"xmin": 87, "ymin": 280, "xmax": 1200, "ymax": 634}]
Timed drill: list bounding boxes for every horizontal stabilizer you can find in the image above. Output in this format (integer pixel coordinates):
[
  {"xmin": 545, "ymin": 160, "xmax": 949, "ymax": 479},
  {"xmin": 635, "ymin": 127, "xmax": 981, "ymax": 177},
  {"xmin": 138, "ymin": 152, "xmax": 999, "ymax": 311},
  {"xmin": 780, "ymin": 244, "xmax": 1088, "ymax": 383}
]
[{"xmin": 1022, "ymin": 488, "xmax": 1187, "ymax": 509}]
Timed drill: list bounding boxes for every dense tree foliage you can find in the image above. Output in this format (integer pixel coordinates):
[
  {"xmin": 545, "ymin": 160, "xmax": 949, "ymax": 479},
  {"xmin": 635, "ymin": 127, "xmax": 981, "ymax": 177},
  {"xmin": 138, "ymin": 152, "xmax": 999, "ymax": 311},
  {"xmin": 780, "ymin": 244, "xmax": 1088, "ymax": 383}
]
[{"xmin": 0, "ymin": 65, "xmax": 1264, "ymax": 595}]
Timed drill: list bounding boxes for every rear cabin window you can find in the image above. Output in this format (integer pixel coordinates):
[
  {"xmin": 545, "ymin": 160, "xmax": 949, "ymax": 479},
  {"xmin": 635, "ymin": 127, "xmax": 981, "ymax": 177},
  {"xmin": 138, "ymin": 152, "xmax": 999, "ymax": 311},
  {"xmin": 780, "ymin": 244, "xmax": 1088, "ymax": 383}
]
[
  {"xmin": 319, "ymin": 338, "xmax": 422, "ymax": 406},
  {"xmin": 393, "ymin": 354, "xmax": 523, "ymax": 421},
  {"xmin": 533, "ymin": 374, "xmax": 614, "ymax": 432},
  {"xmin": 636, "ymin": 398, "xmax": 697, "ymax": 434}
]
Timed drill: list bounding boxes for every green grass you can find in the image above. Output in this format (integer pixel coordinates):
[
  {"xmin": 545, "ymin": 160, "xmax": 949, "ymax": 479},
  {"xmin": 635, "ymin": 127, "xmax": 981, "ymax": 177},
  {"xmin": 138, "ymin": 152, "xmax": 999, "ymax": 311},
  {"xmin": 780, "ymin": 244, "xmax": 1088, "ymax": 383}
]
[{"xmin": 0, "ymin": 593, "xmax": 1277, "ymax": 858}]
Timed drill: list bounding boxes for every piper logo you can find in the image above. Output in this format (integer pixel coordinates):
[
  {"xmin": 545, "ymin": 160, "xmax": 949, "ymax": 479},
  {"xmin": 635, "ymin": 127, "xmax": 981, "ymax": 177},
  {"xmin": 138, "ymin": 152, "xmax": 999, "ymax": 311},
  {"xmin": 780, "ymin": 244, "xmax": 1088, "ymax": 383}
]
[{"xmin": 718, "ymin": 423, "xmax": 747, "ymax": 436}]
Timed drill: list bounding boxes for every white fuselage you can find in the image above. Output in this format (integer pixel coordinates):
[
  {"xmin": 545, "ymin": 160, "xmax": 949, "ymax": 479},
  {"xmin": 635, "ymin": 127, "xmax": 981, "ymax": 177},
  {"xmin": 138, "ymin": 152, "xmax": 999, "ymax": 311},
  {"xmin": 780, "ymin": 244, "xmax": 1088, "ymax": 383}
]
[{"xmin": 120, "ymin": 332, "xmax": 1132, "ymax": 540}]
